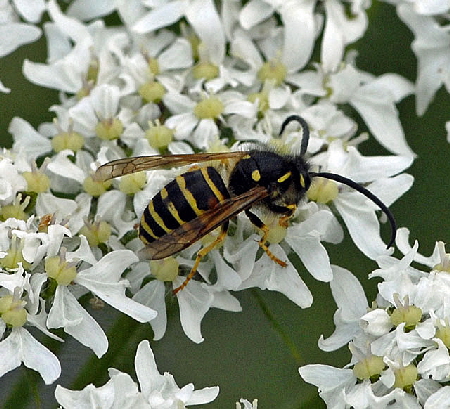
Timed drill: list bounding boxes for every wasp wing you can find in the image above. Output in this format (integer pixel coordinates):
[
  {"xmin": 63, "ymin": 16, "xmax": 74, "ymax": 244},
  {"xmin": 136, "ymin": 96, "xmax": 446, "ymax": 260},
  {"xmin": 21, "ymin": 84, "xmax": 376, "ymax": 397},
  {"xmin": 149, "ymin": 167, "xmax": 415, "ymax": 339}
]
[
  {"xmin": 94, "ymin": 152, "xmax": 248, "ymax": 181},
  {"xmin": 138, "ymin": 185, "xmax": 269, "ymax": 260}
]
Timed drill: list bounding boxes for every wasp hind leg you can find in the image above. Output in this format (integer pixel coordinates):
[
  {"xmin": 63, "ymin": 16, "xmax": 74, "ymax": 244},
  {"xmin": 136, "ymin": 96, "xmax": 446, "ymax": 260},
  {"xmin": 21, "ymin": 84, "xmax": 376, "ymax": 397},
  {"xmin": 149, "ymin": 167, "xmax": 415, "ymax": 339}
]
[
  {"xmin": 244, "ymin": 210, "xmax": 288, "ymax": 268},
  {"xmin": 173, "ymin": 222, "xmax": 229, "ymax": 295}
]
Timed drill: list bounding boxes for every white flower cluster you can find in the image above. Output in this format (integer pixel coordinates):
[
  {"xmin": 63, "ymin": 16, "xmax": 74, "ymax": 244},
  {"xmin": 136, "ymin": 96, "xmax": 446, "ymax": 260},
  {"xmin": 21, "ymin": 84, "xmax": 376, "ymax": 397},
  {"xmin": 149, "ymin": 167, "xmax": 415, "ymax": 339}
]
[
  {"xmin": 0, "ymin": 0, "xmax": 447, "ymax": 407},
  {"xmin": 55, "ymin": 340, "xmax": 219, "ymax": 408},
  {"xmin": 300, "ymin": 228, "xmax": 450, "ymax": 407}
]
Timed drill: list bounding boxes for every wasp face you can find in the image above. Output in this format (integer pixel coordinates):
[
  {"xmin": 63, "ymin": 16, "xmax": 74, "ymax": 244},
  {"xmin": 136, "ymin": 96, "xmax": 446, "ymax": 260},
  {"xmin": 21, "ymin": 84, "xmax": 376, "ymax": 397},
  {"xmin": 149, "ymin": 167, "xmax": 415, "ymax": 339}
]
[{"xmin": 228, "ymin": 150, "xmax": 311, "ymax": 215}]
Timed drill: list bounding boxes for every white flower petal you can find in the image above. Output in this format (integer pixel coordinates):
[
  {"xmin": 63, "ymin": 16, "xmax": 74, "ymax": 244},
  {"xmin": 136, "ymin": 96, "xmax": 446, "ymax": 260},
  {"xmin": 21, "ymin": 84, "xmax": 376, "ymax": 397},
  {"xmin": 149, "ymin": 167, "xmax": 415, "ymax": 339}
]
[
  {"xmin": 158, "ymin": 38, "xmax": 193, "ymax": 71},
  {"xmin": 280, "ymin": 1, "xmax": 316, "ymax": 71},
  {"xmin": 76, "ymin": 251, "xmax": 157, "ymax": 323},
  {"xmin": 47, "ymin": 150, "xmax": 86, "ymax": 184},
  {"xmin": 293, "ymin": 237, "xmax": 332, "ymax": 282},
  {"xmin": 133, "ymin": 280, "xmax": 167, "ymax": 340},
  {"xmin": 36, "ymin": 193, "xmax": 78, "ymax": 222},
  {"xmin": 19, "ymin": 328, "xmax": 62, "ymax": 384},
  {"xmin": 47, "ymin": 0, "xmax": 92, "ymax": 43},
  {"xmin": 319, "ymin": 266, "xmax": 368, "ymax": 351},
  {"xmin": 299, "ymin": 364, "xmax": 354, "ymax": 392},
  {"xmin": 361, "ymin": 309, "xmax": 392, "ymax": 337},
  {"xmin": 335, "ymin": 193, "xmax": 390, "ymax": 260},
  {"xmin": 210, "ymin": 290, "xmax": 241, "ymax": 312},
  {"xmin": 185, "ymin": 386, "xmax": 220, "ymax": 405},
  {"xmin": 425, "ymin": 386, "xmax": 450, "ymax": 409},
  {"xmin": 67, "ymin": 0, "xmax": 117, "ymax": 20},
  {"xmin": 134, "ymin": 340, "xmax": 165, "ymax": 394},
  {"xmin": 0, "ymin": 79, "xmax": 11, "ymax": 93},
  {"xmin": 286, "ymin": 210, "xmax": 336, "ymax": 281},
  {"xmin": 0, "ymin": 23, "xmax": 41, "ymax": 57},
  {"xmin": 48, "ymin": 286, "xmax": 108, "ymax": 357},
  {"xmin": 365, "ymin": 174, "xmax": 414, "ymax": 207},
  {"xmin": 23, "ymin": 47, "xmax": 88, "ymax": 93},
  {"xmin": 330, "ymin": 265, "xmax": 368, "ymax": 320},
  {"xmin": 14, "ymin": 0, "xmax": 46, "ymax": 23},
  {"xmin": 345, "ymin": 147, "xmax": 413, "ymax": 182},
  {"xmin": 186, "ymin": 0, "xmax": 225, "ymax": 64},
  {"xmin": 133, "ymin": 1, "xmax": 185, "ymax": 33},
  {"xmin": 211, "ymin": 250, "xmax": 242, "ymax": 290},
  {"xmin": 89, "ymin": 84, "xmax": 121, "ymax": 119},
  {"xmin": 318, "ymin": 314, "xmax": 360, "ymax": 352},
  {"xmin": 351, "ymin": 77, "xmax": 415, "ymax": 157},
  {"xmin": 176, "ymin": 281, "xmax": 213, "ymax": 343},
  {"xmin": 266, "ymin": 255, "xmax": 313, "ymax": 308},
  {"xmin": 230, "ymin": 28, "xmax": 263, "ymax": 69},
  {"xmin": 66, "ymin": 236, "xmax": 97, "ymax": 265},
  {"xmin": 0, "ymin": 329, "xmax": 22, "ymax": 379},
  {"xmin": 397, "ymin": 4, "xmax": 450, "ymax": 115},
  {"xmin": 55, "ymin": 382, "xmax": 115, "ymax": 408},
  {"xmin": 9, "ymin": 117, "xmax": 52, "ymax": 159},
  {"xmin": 321, "ymin": 0, "xmax": 345, "ymax": 73},
  {"xmin": 239, "ymin": 0, "xmax": 274, "ymax": 30},
  {"xmin": 192, "ymin": 119, "xmax": 218, "ymax": 149}
]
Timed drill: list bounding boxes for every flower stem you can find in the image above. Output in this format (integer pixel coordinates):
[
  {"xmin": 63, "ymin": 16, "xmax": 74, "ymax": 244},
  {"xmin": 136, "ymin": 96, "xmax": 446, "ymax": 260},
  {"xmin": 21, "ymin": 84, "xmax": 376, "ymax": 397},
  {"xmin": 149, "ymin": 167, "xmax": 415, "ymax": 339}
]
[{"xmin": 251, "ymin": 289, "xmax": 303, "ymax": 365}]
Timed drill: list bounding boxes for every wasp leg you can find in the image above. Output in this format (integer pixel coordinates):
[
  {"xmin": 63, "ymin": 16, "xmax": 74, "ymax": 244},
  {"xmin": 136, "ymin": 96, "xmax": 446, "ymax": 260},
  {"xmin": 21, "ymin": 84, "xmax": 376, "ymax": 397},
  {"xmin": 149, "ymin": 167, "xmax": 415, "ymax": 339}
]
[
  {"xmin": 244, "ymin": 210, "xmax": 288, "ymax": 268},
  {"xmin": 173, "ymin": 221, "xmax": 229, "ymax": 295},
  {"xmin": 277, "ymin": 204, "xmax": 296, "ymax": 228}
]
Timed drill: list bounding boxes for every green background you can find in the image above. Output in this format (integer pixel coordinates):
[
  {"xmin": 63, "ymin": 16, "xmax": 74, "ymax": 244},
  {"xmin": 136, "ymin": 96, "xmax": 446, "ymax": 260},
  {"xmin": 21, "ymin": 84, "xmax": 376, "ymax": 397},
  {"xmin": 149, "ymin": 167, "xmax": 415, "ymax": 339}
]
[{"xmin": 1, "ymin": 2, "xmax": 449, "ymax": 408}]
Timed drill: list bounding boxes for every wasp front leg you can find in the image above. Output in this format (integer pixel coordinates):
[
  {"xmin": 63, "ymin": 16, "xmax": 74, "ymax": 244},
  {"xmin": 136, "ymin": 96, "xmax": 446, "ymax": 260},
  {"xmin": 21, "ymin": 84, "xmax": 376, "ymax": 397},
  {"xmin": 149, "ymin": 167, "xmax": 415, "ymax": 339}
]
[{"xmin": 244, "ymin": 209, "xmax": 288, "ymax": 268}]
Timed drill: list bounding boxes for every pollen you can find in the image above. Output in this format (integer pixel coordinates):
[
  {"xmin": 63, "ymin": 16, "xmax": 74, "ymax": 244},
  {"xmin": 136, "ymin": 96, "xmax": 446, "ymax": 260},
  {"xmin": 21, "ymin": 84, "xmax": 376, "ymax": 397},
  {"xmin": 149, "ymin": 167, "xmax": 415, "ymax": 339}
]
[
  {"xmin": 95, "ymin": 117, "xmax": 124, "ymax": 140},
  {"xmin": 353, "ymin": 355, "xmax": 385, "ymax": 380},
  {"xmin": 192, "ymin": 61, "xmax": 219, "ymax": 80},
  {"xmin": 83, "ymin": 175, "xmax": 111, "ymax": 197},
  {"xmin": 52, "ymin": 130, "xmax": 84, "ymax": 152},
  {"xmin": 0, "ymin": 235, "xmax": 31, "ymax": 270},
  {"xmin": 0, "ymin": 295, "xmax": 27, "ymax": 328},
  {"xmin": 248, "ymin": 91, "xmax": 269, "ymax": 114},
  {"xmin": 0, "ymin": 194, "xmax": 30, "ymax": 221},
  {"xmin": 22, "ymin": 170, "xmax": 50, "ymax": 194},
  {"xmin": 150, "ymin": 258, "xmax": 179, "ymax": 282},
  {"xmin": 393, "ymin": 364, "xmax": 418, "ymax": 390},
  {"xmin": 433, "ymin": 242, "xmax": 450, "ymax": 272},
  {"xmin": 139, "ymin": 80, "xmax": 166, "ymax": 103},
  {"xmin": 45, "ymin": 255, "xmax": 77, "ymax": 286},
  {"xmin": 390, "ymin": 304, "xmax": 422, "ymax": 329},
  {"xmin": 265, "ymin": 223, "xmax": 287, "ymax": 244},
  {"xmin": 145, "ymin": 122, "xmax": 174, "ymax": 149},
  {"xmin": 119, "ymin": 171, "xmax": 147, "ymax": 194},
  {"xmin": 147, "ymin": 57, "xmax": 160, "ymax": 75},
  {"xmin": 79, "ymin": 219, "xmax": 112, "ymax": 247},
  {"xmin": 307, "ymin": 177, "xmax": 339, "ymax": 204},
  {"xmin": 194, "ymin": 96, "xmax": 224, "ymax": 119},
  {"xmin": 257, "ymin": 59, "xmax": 287, "ymax": 86},
  {"xmin": 436, "ymin": 325, "xmax": 450, "ymax": 348}
]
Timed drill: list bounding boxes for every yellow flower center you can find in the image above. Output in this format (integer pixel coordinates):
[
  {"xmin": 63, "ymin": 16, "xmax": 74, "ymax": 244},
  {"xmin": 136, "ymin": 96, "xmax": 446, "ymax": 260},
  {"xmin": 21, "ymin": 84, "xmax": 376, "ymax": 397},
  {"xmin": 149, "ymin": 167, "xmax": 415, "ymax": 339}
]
[
  {"xmin": 307, "ymin": 178, "xmax": 339, "ymax": 204},
  {"xmin": 194, "ymin": 96, "xmax": 224, "ymax": 119},
  {"xmin": 257, "ymin": 60, "xmax": 287, "ymax": 86}
]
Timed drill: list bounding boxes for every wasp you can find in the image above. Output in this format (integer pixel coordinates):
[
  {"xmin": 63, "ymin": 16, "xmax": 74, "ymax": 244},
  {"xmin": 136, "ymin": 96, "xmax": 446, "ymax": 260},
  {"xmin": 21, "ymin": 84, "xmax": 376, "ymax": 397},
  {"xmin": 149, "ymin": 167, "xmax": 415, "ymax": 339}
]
[{"xmin": 94, "ymin": 115, "xmax": 397, "ymax": 294}]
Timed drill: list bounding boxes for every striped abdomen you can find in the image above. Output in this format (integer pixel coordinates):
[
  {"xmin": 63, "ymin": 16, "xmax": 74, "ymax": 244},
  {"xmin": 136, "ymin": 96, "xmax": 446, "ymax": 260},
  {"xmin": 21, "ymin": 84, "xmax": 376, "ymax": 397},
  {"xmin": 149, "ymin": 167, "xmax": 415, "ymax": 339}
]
[{"xmin": 138, "ymin": 166, "xmax": 230, "ymax": 246}]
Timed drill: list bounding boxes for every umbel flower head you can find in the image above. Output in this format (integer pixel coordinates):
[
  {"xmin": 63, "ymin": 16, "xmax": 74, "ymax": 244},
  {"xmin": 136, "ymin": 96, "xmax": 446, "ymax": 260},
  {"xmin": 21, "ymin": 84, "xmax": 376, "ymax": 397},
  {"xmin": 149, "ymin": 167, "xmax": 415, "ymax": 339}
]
[
  {"xmin": 55, "ymin": 340, "xmax": 219, "ymax": 408},
  {"xmin": 300, "ymin": 230, "xmax": 450, "ymax": 407},
  {"xmin": 0, "ymin": 1, "xmax": 425, "ymax": 407}
]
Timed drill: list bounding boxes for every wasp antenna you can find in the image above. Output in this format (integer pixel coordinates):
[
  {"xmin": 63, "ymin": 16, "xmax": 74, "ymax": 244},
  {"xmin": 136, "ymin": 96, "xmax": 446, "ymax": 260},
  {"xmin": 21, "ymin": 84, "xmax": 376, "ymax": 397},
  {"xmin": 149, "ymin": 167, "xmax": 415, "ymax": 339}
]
[
  {"xmin": 279, "ymin": 115, "xmax": 310, "ymax": 156},
  {"xmin": 310, "ymin": 172, "xmax": 397, "ymax": 249}
]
